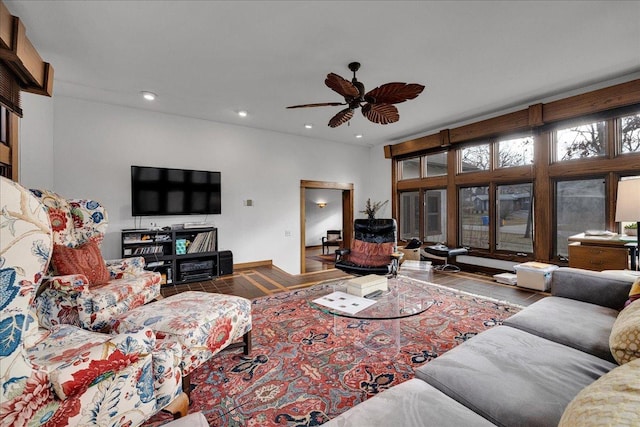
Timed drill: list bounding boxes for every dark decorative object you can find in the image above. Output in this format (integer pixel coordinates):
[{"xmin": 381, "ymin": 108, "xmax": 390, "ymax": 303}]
[
  {"xmin": 287, "ymin": 62, "xmax": 425, "ymax": 127},
  {"xmin": 360, "ymin": 198, "xmax": 388, "ymax": 219},
  {"xmin": 335, "ymin": 218, "xmax": 400, "ymax": 276}
]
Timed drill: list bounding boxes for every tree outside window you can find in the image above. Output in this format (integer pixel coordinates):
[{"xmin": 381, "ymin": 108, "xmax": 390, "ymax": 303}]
[
  {"xmin": 498, "ymin": 136, "xmax": 534, "ymax": 168},
  {"xmin": 621, "ymin": 112, "xmax": 640, "ymax": 154},
  {"xmin": 556, "ymin": 121, "xmax": 606, "ymax": 161},
  {"xmin": 461, "ymin": 144, "xmax": 490, "ymax": 172}
]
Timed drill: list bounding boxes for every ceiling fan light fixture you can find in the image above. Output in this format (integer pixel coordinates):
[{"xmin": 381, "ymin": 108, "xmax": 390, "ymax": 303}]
[
  {"xmin": 287, "ymin": 62, "xmax": 424, "ymax": 128},
  {"xmin": 141, "ymin": 91, "xmax": 157, "ymax": 101}
]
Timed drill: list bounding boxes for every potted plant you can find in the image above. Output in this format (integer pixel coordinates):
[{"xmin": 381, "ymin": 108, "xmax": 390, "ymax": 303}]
[
  {"xmin": 624, "ymin": 223, "xmax": 638, "ymax": 236},
  {"xmin": 360, "ymin": 199, "xmax": 388, "ymax": 219}
]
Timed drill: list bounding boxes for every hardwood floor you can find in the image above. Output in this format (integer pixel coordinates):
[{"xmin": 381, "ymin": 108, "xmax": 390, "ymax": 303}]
[{"xmin": 161, "ymin": 247, "xmax": 547, "ymax": 307}]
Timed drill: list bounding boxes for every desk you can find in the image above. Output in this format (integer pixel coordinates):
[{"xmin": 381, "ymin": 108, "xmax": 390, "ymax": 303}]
[{"xmin": 567, "ymin": 233, "xmax": 637, "ymax": 271}]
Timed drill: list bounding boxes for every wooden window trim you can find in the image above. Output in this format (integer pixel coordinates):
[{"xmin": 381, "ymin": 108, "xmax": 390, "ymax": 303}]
[
  {"xmin": 385, "ymin": 79, "xmax": 640, "ymax": 159},
  {"xmin": 388, "ymin": 79, "xmax": 640, "ymax": 265}
]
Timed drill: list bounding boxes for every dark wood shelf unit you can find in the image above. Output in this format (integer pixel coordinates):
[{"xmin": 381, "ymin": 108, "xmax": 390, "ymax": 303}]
[{"xmin": 121, "ymin": 227, "xmax": 218, "ymax": 285}]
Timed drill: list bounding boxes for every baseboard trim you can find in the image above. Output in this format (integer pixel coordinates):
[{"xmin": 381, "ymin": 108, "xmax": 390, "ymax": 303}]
[{"xmin": 234, "ymin": 260, "xmax": 273, "ymax": 269}]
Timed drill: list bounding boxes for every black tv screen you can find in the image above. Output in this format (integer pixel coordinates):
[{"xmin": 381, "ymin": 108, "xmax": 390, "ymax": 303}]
[{"xmin": 131, "ymin": 166, "xmax": 221, "ymax": 216}]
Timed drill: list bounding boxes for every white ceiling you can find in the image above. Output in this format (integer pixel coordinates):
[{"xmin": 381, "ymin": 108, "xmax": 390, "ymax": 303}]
[{"xmin": 6, "ymin": 1, "xmax": 640, "ymax": 147}]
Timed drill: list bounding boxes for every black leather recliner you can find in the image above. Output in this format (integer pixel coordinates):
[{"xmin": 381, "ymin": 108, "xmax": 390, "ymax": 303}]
[{"xmin": 335, "ymin": 218, "xmax": 400, "ymax": 276}]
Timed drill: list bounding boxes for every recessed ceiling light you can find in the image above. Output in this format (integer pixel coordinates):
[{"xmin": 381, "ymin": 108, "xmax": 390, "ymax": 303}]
[
  {"xmin": 238, "ymin": 110, "xmax": 248, "ymax": 117},
  {"xmin": 304, "ymin": 124, "xmax": 313, "ymax": 129},
  {"xmin": 141, "ymin": 91, "xmax": 157, "ymax": 101},
  {"xmin": 355, "ymin": 134, "xmax": 363, "ymax": 139}
]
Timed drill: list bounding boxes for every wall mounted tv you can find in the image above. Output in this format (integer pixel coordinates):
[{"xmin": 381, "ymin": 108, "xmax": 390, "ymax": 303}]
[{"xmin": 131, "ymin": 166, "xmax": 221, "ymax": 216}]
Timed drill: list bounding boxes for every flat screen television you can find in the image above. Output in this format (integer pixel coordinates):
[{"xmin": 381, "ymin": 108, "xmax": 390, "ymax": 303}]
[{"xmin": 131, "ymin": 165, "xmax": 221, "ymax": 216}]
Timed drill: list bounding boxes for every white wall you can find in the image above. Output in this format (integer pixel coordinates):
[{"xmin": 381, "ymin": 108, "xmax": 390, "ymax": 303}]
[
  {"xmin": 19, "ymin": 92, "xmax": 54, "ymax": 189},
  {"xmin": 305, "ymin": 188, "xmax": 343, "ymax": 246},
  {"xmin": 29, "ymin": 96, "xmax": 380, "ymax": 274},
  {"xmin": 360, "ymin": 144, "xmax": 392, "ymax": 219}
]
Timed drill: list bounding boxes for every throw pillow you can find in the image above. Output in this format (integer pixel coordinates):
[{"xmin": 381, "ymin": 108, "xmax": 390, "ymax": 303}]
[
  {"xmin": 558, "ymin": 357, "xmax": 640, "ymax": 426},
  {"xmin": 51, "ymin": 241, "xmax": 110, "ymax": 286},
  {"xmin": 625, "ymin": 277, "xmax": 640, "ymax": 307},
  {"xmin": 609, "ymin": 299, "xmax": 640, "ymax": 365},
  {"xmin": 346, "ymin": 240, "xmax": 395, "ymax": 267}
]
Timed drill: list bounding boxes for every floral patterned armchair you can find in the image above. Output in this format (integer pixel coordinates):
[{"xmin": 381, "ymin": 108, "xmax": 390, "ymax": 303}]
[
  {"xmin": 30, "ymin": 188, "xmax": 161, "ymax": 331},
  {"xmin": 0, "ymin": 176, "xmax": 185, "ymax": 426}
]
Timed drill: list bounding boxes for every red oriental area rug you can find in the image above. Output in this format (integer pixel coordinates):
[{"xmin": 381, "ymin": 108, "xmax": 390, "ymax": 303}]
[{"xmin": 145, "ymin": 276, "xmax": 522, "ymax": 427}]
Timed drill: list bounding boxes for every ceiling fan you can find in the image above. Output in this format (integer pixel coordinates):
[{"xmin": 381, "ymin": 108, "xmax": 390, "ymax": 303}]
[{"xmin": 287, "ymin": 62, "xmax": 425, "ymax": 128}]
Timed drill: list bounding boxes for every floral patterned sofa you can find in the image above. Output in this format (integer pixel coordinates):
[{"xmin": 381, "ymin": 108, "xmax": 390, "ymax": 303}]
[
  {"xmin": 30, "ymin": 189, "xmax": 161, "ymax": 332},
  {"xmin": 0, "ymin": 176, "xmax": 185, "ymax": 426}
]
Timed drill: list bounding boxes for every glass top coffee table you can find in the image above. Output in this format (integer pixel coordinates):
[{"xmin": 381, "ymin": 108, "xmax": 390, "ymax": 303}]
[
  {"xmin": 308, "ymin": 276, "xmax": 435, "ymax": 354},
  {"xmin": 309, "ymin": 276, "xmax": 434, "ymax": 320}
]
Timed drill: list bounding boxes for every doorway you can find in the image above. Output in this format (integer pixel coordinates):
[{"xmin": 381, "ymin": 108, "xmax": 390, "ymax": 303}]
[{"xmin": 300, "ymin": 180, "xmax": 354, "ymax": 274}]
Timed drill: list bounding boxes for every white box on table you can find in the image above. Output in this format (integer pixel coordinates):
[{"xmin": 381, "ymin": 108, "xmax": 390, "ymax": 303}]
[
  {"xmin": 346, "ymin": 274, "xmax": 388, "ymax": 297},
  {"xmin": 514, "ymin": 262, "xmax": 559, "ymax": 291}
]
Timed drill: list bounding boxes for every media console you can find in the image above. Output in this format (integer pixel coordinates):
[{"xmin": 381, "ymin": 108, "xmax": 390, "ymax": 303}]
[{"xmin": 121, "ymin": 226, "xmax": 219, "ymax": 285}]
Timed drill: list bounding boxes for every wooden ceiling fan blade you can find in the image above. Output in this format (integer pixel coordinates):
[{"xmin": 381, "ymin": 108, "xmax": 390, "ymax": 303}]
[
  {"xmin": 362, "ymin": 103, "xmax": 399, "ymax": 125},
  {"xmin": 287, "ymin": 102, "xmax": 346, "ymax": 109},
  {"xmin": 325, "ymin": 73, "xmax": 360, "ymax": 99},
  {"xmin": 365, "ymin": 82, "xmax": 425, "ymax": 104},
  {"xmin": 328, "ymin": 108, "xmax": 354, "ymax": 128}
]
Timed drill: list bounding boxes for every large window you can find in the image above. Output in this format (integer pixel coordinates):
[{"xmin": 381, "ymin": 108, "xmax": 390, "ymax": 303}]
[
  {"xmin": 459, "ymin": 186, "xmax": 489, "ymax": 249},
  {"xmin": 555, "ymin": 178, "xmax": 606, "ymax": 257},
  {"xmin": 460, "ymin": 144, "xmax": 490, "ymax": 172},
  {"xmin": 399, "ymin": 189, "xmax": 447, "ymax": 243},
  {"xmin": 498, "ymin": 136, "xmax": 534, "ymax": 168},
  {"xmin": 496, "ymin": 183, "xmax": 533, "ymax": 253},
  {"xmin": 392, "ymin": 82, "xmax": 640, "ymax": 265},
  {"xmin": 425, "ymin": 189, "xmax": 446, "ymax": 242},
  {"xmin": 399, "ymin": 191, "xmax": 420, "ymax": 240},
  {"xmin": 424, "ymin": 152, "xmax": 448, "ymax": 177},
  {"xmin": 555, "ymin": 121, "xmax": 606, "ymax": 161},
  {"xmin": 399, "ymin": 158, "xmax": 420, "ymax": 180}
]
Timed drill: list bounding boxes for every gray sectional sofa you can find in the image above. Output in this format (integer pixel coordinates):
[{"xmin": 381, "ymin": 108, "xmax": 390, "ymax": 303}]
[{"xmin": 324, "ymin": 267, "xmax": 638, "ymax": 427}]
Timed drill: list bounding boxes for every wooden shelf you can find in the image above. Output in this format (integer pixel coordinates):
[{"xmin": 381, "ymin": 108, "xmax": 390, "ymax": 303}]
[{"xmin": 122, "ymin": 227, "xmax": 218, "ymax": 285}]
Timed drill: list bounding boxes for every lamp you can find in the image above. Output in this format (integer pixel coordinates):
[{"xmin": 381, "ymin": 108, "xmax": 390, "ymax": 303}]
[
  {"xmin": 317, "ymin": 202, "xmax": 327, "ymax": 209},
  {"xmin": 615, "ymin": 178, "xmax": 640, "ymax": 270}
]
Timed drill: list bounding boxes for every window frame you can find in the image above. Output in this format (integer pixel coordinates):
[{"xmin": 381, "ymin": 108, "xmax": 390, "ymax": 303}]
[{"xmin": 390, "ymin": 83, "xmax": 640, "ymax": 265}]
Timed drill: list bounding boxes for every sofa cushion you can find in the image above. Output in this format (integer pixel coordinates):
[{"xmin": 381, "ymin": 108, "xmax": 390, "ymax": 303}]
[
  {"xmin": 415, "ymin": 326, "xmax": 617, "ymax": 427},
  {"xmin": 559, "ymin": 357, "xmax": 640, "ymax": 426},
  {"xmin": 322, "ymin": 378, "xmax": 496, "ymax": 427},
  {"xmin": 609, "ymin": 300, "xmax": 640, "ymax": 365},
  {"xmin": 51, "ymin": 241, "xmax": 110, "ymax": 285},
  {"xmin": 503, "ymin": 296, "xmax": 619, "ymax": 362},
  {"xmin": 550, "ymin": 267, "xmax": 634, "ymax": 310}
]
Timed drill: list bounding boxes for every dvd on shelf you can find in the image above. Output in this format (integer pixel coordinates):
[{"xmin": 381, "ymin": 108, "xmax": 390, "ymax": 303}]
[{"xmin": 133, "ymin": 245, "xmax": 163, "ymax": 255}]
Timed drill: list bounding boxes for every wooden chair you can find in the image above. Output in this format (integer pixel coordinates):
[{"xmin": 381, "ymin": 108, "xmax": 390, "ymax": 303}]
[{"xmin": 322, "ymin": 229, "xmax": 343, "ymax": 254}]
